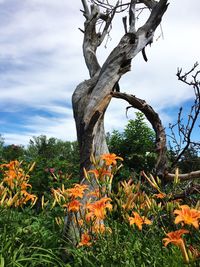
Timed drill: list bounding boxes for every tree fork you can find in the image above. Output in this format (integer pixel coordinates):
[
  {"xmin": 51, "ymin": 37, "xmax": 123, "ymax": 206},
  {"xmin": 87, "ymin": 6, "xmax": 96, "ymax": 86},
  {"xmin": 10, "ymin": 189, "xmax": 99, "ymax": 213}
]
[{"xmin": 72, "ymin": 0, "xmax": 169, "ymax": 178}]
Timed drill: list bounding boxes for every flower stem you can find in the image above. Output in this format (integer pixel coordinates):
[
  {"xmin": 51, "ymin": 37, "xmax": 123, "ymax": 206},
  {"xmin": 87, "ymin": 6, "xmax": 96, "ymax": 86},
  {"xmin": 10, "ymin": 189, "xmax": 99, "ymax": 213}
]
[{"xmin": 179, "ymin": 240, "xmax": 189, "ymax": 264}]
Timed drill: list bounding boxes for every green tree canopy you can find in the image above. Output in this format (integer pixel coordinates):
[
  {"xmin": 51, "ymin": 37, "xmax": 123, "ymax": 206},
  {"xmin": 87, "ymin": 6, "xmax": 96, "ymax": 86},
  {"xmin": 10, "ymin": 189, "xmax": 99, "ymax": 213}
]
[
  {"xmin": 175, "ymin": 146, "xmax": 200, "ymax": 173},
  {"xmin": 2, "ymin": 144, "xmax": 25, "ymax": 162},
  {"xmin": 108, "ymin": 112, "xmax": 156, "ymax": 174},
  {"xmin": 0, "ymin": 134, "xmax": 4, "ymax": 160},
  {"xmin": 25, "ymin": 135, "xmax": 80, "ymax": 204}
]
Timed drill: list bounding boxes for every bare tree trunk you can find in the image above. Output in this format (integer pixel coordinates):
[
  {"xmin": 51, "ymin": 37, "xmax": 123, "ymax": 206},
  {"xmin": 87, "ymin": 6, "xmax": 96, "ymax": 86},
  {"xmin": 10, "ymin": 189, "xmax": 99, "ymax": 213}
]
[
  {"xmin": 72, "ymin": 76, "xmax": 110, "ymax": 176},
  {"xmin": 72, "ymin": 0, "xmax": 169, "ymax": 177}
]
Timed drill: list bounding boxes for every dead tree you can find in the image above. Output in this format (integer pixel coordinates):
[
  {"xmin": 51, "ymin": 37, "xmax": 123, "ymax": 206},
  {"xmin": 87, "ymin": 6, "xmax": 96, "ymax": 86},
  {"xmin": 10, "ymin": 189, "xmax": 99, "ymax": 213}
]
[
  {"xmin": 68, "ymin": 1, "xmax": 200, "ymax": 244},
  {"xmin": 72, "ymin": 0, "xmax": 169, "ymax": 179},
  {"xmin": 166, "ymin": 63, "xmax": 200, "ymax": 181}
]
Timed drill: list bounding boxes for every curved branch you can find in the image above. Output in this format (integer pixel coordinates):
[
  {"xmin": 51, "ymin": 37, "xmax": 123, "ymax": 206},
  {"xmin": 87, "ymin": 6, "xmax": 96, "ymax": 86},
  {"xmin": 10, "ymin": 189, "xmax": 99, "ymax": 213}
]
[
  {"xmin": 165, "ymin": 170, "xmax": 200, "ymax": 181},
  {"xmin": 140, "ymin": 0, "xmax": 157, "ymax": 9},
  {"xmin": 111, "ymin": 91, "xmax": 168, "ymax": 176},
  {"xmin": 111, "ymin": 92, "xmax": 200, "ymax": 182}
]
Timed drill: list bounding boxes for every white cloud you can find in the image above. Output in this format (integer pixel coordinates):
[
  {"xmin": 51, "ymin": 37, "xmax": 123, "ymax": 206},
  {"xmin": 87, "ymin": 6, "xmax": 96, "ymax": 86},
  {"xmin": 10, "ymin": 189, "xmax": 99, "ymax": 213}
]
[
  {"xmin": 0, "ymin": 0, "xmax": 199, "ymax": 146},
  {"xmin": 25, "ymin": 115, "xmax": 77, "ymax": 141},
  {"xmin": 3, "ymin": 133, "xmax": 33, "ymax": 147},
  {"xmin": 3, "ymin": 114, "xmax": 77, "ymax": 146}
]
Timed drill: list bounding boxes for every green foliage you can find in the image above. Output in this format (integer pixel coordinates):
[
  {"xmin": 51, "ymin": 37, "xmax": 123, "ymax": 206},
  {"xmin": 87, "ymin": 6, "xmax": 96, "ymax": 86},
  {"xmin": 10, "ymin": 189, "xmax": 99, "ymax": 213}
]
[
  {"xmin": 0, "ymin": 134, "xmax": 4, "ymax": 160},
  {"xmin": 0, "ymin": 125, "xmax": 200, "ymax": 266},
  {"xmin": 0, "ymin": 135, "xmax": 80, "ymax": 212},
  {"xmin": 24, "ymin": 135, "xmax": 80, "ymax": 203},
  {"xmin": 178, "ymin": 147, "xmax": 200, "ymax": 173},
  {"xmin": 168, "ymin": 145, "xmax": 200, "ymax": 174},
  {"xmin": 2, "ymin": 144, "xmax": 25, "ymax": 162},
  {"xmin": 108, "ymin": 112, "xmax": 156, "ymax": 175},
  {"xmin": 0, "ymin": 208, "xmax": 69, "ymax": 267},
  {"xmin": 69, "ymin": 222, "xmax": 184, "ymax": 267},
  {"xmin": 0, "ymin": 155, "xmax": 200, "ymax": 267},
  {"xmin": 26, "ymin": 136, "xmax": 79, "ymax": 175}
]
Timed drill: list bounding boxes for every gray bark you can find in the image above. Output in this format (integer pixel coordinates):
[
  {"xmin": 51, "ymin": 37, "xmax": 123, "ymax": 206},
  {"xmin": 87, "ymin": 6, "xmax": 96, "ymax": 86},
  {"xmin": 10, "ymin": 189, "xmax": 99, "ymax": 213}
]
[
  {"xmin": 165, "ymin": 170, "xmax": 200, "ymax": 181},
  {"xmin": 111, "ymin": 91, "xmax": 168, "ymax": 176},
  {"xmin": 72, "ymin": 0, "xmax": 169, "ymax": 177}
]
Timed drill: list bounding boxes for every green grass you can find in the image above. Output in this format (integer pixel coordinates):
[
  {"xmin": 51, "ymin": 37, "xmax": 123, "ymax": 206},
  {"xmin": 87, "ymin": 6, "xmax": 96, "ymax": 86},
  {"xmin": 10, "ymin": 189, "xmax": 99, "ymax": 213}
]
[{"xmin": 1, "ymin": 207, "xmax": 199, "ymax": 267}]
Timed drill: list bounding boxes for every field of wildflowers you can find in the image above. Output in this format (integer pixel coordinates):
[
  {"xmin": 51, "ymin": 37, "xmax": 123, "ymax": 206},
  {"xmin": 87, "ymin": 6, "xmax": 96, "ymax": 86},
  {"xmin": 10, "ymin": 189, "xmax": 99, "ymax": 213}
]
[{"xmin": 0, "ymin": 154, "xmax": 200, "ymax": 266}]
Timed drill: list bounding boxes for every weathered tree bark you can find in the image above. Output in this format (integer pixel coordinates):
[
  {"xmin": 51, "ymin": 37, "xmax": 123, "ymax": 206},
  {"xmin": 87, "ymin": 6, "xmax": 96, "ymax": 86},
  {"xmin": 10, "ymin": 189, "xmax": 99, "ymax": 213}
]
[
  {"xmin": 111, "ymin": 91, "xmax": 168, "ymax": 176},
  {"xmin": 165, "ymin": 170, "xmax": 200, "ymax": 181},
  {"xmin": 72, "ymin": 0, "xmax": 169, "ymax": 177}
]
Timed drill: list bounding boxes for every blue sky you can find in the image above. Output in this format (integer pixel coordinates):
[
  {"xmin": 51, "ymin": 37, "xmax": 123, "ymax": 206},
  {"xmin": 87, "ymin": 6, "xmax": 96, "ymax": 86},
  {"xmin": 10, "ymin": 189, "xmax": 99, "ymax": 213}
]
[{"xmin": 0, "ymin": 0, "xmax": 199, "ymax": 146}]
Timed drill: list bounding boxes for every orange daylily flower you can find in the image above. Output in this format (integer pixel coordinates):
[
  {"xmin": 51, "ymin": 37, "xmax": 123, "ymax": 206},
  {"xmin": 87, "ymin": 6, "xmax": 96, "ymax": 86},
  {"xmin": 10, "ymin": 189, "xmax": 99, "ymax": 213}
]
[
  {"xmin": 154, "ymin": 192, "xmax": 166, "ymax": 199},
  {"xmin": 85, "ymin": 211, "xmax": 95, "ymax": 222},
  {"xmin": 0, "ymin": 160, "xmax": 37, "ymax": 208},
  {"xmin": 21, "ymin": 190, "xmax": 37, "ymax": 203},
  {"xmin": 128, "ymin": 211, "xmax": 151, "ymax": 230},
  {"xmin": 88, "ymin": 168, "xmax": 112, "ymax": 179},
  {"xmin": 1, "ymin": 160, "xmax": 29, "ymax": 188},
  {"xmin": 92, "ymin": 221, "xmax": 112, "ymax": 234},
  {"xmin": 65, "ymin": 199, "xmax": 82, "ymax": 212},
  {"xmin": 174, "ymin": 205, "xmax": 200, "ymax": 229},
  {"xmin": 20, "ymin": 182, "xmax": 32, "ymax": 190},
  {"xmin": 67, "ymin": 184, "xmax": 88, "ymax": 199},
  {"xmin": 78, "ymin": 233, "xmax": 92, "ymax": 247},
  {"xmin": 163, "ymin": 229, "xmax": 189, "ymax": 263},
  {"xmin": 77, "ymin": 219, "xmax": 84, "ymax": 227},
  {"xmin": 86, "ymin": 188, "xmax": 101, "ymax": 198},
  {"xmin": 3, "ymin": 176, "xmax": 15, "ymax": 189},
  {"xmin": 100, "ymin": 153, "xmax": 123, "ymax": 166},
  {"xmin": 86, "ymin": 197, "xmax": 112, "ymax": 220},
  {"xmin": 88, "ymin": 169, "xmax": 99, "ymax": 179},
  {"xmin": 0, "ymin": 160, "xmax": 17, "ymax": 170},
  {"xmin": 92, "ymin": 221, "xmax": 106, "ymax": 234},
  {"xmin": 163, "ymin": 229, "xmax": 189, "ymax": 247}
]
